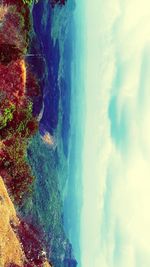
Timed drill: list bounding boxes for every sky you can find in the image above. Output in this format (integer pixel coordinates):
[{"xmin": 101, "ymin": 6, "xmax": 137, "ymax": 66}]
[{"xmin": 80, "ymin": 0, "xmax": 150, "ymax": 267}]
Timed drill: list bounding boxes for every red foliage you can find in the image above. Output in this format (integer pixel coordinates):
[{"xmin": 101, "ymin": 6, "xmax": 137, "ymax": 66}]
[
  {"xmin": 0, "ymin": 1, "xmax": 49, "ymax": 265},
  {"xmin": 0, "ymin": 148, "xmax": 34, "ymax": 204},
  {"xmin": 3, "ymin": 0, "xmax": 30, "ymax": 31},
  {"xmin": 26, "ymin": 71, "xmax": 41, "ymax": 98},
  {"xmin": 0, "ymin": 60, "xmax": 25, "ymax": 105},
  {"xmin": 17, "ymin": 220, "xmax": 47, "ymax": 266},
  {"xmin": 0, "ymin": 44, "xmax": 22, "ymax": 65},
  {"xmin": 0, "ymin": 2, "xmax": 30, "ymax": 52}
]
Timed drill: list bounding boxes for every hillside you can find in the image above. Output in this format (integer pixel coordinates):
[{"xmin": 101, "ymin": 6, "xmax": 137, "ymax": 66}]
[{"xmin": 0, "ymin": 175, "xmax": 52, "ymax": 266}]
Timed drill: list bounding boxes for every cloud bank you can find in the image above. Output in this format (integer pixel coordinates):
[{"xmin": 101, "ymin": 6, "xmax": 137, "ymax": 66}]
[{"xmin": 81, "ymin": 1, "xmax": 150, "ymax": 266}]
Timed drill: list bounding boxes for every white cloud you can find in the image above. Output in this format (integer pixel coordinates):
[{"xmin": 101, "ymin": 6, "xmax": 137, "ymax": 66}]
[
  {"xmin": 81, "ymin": 0, "xmax": 150, "ymax": 266},
  {"xmin": 81, "ymin": 0, "xmax": 119, "ymax": 266}
]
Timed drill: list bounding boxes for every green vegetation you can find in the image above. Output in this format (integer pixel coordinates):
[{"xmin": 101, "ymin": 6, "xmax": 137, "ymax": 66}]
[
  {"xmin": 0, "ymin": 104, "xmax": 15, "ymax": 130},
  {"xmin": 23, "ymin": 133, "xmax": 72, "ymax": 267},
  {"xmin": 0, "ymin": 99, "xmax": 38, "ymax": 204},
  {"xmin": 22, "ymin": 0, "xmax": 39, "ymax": 6},
  {"xmin": 22, "ymin": 0, "xmax": 67, "ymax": 7}
]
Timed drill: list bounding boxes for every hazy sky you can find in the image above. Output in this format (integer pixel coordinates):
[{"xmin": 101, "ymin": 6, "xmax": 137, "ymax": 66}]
[{"xmin": 80, "ymin": 1, "xmax": 150, "ymax": 266}]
